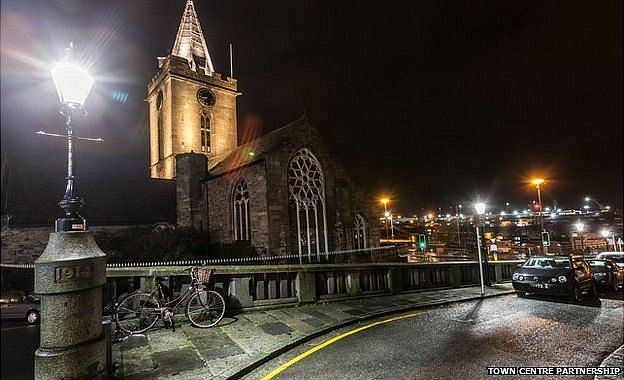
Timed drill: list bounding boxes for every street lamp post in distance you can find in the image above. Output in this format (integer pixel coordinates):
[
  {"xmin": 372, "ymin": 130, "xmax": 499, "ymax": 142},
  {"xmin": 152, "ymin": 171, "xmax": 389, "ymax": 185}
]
[
  {"xmin": 575, "ymin": 222, "xmax": 585, "ymax": 254},
  {"xmin": 531, "ymin": 178, "xmax": 546, "ymax": 253},
  {"xmin": 601, "ymin": 229, "xmax": 616, "ymax": 252},
  {"xmin": 380, "ymin": 198, "xmax": 389, "ymax": 239},
  {"xmin": 474, "ymin": 201, "xmax": 486, "ymax": 296},
  {"xmin": 380, "ymin": 197, "xmax": 394, "ymax": 239}
]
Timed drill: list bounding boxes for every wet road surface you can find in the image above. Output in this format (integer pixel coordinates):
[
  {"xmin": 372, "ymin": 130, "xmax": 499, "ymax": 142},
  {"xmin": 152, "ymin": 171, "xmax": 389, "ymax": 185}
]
[
  {"xmin": 1, "ymin": 320, "xmax": 39, "ymax": 380},
  {"xmin": 250, "ymin": 292, "xmax": 624, "ymax": 380}
]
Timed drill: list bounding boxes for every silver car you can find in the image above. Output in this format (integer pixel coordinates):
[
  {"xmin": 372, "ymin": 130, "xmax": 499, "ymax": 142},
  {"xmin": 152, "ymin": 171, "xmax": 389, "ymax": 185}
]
[{"xmin": 0, "ymin": 291, "xmax": 41, "ymax": 324}]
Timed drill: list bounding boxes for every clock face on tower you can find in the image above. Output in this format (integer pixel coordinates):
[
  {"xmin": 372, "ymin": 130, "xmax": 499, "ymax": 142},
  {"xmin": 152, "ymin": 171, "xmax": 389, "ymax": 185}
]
[{"xmin": 197, "ymin": 88, "xmax": 216, "ymax": 107}]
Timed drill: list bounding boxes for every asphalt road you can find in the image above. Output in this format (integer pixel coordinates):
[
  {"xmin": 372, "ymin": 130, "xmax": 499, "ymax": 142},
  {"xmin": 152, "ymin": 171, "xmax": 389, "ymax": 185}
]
[
  {"xmin": 0, "ymin": 320, "xmax": 39, "ymax": 380},
  {"xmin": 249, "ymin": 292, "xmax": 624, "ymax": 380}
]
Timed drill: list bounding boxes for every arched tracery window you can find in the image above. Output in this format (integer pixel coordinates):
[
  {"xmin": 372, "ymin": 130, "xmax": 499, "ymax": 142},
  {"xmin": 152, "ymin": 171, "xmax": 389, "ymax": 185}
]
[
  {"xmin": 288, "ymin": 148, "xmax": 329, "ymax": 262},
  {"xmin": 354, "ymin": 213, "xmax": 368, "ymax": 250},
  {"xmin": 232, "ymin": 180, "xmax": 250, "ymax": 241},
  {"xmin": 200, "ymin": 113, "xmax": 211, "ymax": 153}
]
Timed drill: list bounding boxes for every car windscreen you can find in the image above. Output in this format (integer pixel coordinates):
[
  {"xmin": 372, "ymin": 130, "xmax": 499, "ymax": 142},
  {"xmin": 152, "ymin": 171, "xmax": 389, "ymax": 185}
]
[
  {"xmin": 522, "ymin": 258, "xmax": 570, "ymax": 269},
  {"xmin": 599, "ymin": 255, "xmax": 624, "ymax": 264},
  {"xmin": 587, "ymin": 260, "xmax": 611, "ymax": 268}
]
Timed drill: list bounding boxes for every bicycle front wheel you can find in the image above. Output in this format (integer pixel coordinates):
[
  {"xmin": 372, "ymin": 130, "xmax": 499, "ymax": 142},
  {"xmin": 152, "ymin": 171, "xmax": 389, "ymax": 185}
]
[
  {"xmin": 115, "ymin": 292, "xmax": 161, "ymax": 334},
  {"xmin": 186, "ymin": 289, "xmax": 225, "ymax": 328}
]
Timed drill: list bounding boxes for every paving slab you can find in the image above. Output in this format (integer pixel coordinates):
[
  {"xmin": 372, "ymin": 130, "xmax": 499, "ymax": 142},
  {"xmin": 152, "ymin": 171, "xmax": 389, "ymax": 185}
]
[{"xmin": 111, "ymin": 284, "xmax": 514, "ymax": 379}]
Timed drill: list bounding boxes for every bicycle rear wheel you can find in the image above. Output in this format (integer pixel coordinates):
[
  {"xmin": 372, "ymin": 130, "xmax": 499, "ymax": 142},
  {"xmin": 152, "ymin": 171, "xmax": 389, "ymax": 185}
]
[
  {"xmin": 115, "ymin": 292, "xmax": 161, "ymax": 334},
  {"xmin": 185, "ymin": 289, "xmax": 225, "ymax": 328}
]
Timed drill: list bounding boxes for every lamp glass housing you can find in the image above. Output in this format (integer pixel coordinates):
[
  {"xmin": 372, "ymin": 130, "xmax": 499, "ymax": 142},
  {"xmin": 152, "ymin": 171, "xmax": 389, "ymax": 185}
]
[
  {"xmin": 51, "ymin": 63, "xmax": 94, "ymax": 106},
  {"xmin": 474, "ymin": 202, "xmax": 486, "ymax": 215}
]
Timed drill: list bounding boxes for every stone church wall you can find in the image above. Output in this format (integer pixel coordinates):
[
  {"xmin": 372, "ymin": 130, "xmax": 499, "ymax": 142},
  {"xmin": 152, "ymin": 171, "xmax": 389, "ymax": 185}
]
[
  {"xmin": 262, "ymin": 123, "xmax": 380, "ymax": 257},
  {"xmin": 207, "ymin": 161, "xmax": 270, "ymax": 255}
]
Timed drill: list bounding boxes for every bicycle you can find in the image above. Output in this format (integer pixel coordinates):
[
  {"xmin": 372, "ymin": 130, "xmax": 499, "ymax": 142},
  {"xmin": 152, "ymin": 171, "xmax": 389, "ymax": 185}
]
[{"xmin": 114, "ymin": 267, "xmax": 226, "ymax": 334}]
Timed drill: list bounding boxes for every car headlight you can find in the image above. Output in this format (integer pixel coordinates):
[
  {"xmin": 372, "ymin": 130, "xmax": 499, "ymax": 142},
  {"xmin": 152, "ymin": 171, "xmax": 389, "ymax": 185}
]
[
  {"xmin": 558, "ymin": 276, "xmax": 567, "ymax": 283},
  {"xmin": 512, "ymin": 273, "xmax": 519, "ymax": 280},
  {"xmin": 518, "ymin": 275, "xmax": 524, "ymax": 281},
  {"xmin": 598, "ymin": 272, "xmax": 607, "ymax": 276},
  {"xmin": 550, "ymin": 278, "xmax": 558, "ymax": 283}
]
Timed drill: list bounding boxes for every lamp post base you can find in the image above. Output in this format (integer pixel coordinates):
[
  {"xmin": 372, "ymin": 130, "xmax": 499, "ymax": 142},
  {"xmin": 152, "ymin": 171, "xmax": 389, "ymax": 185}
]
[
  {"xmin": 55, "ymin": 216, "xmax": 87, "ymax": 232},
  {"xmin": 34, "ymin": 231, "xmax": 107, "ymax": 380}
]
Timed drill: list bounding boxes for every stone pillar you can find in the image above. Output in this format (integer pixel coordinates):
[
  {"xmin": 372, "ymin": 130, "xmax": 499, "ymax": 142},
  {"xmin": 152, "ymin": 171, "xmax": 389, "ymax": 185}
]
[
  {"xmin": 449, "ymin": 266, "xmax": 462, "ymax": 288},
  {"xmin": 175, "ymin": 152, "xmax": 208, "ymax": 230},
  {"xmin": 493, "ymin": 264, "xmax": 503, "ymax": 284},
  {"xmin": 34, "ymin": 231, "xmax": 107, "ymax": 380},
  {"xmin": 229, "ymin": 277, "xmax": 254, "ymax": 309},
  {"xmin": 346, "ymin": 271, "xmax": 362, "ymax": 296},
  {"xmin": 387, "ymin": 268, "xmax": 403, "ymax": 294},
  {"xmin": 296, "ymin": 271, "xmax": 316, "ymax": 303}
]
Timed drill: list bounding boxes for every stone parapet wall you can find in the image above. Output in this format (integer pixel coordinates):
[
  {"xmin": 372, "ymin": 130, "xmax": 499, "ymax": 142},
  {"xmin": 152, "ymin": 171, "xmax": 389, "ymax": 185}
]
[{"xmin": 105, "ymin": 261, "xmax": 521, "ymax": 311}]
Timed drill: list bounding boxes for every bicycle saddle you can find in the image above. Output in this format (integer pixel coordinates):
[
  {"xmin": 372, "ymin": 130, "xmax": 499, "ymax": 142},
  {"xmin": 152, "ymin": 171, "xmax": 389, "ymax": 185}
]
[{"xmin": 155, "ymin": 276, "xmax": 169, "ymax": 283}]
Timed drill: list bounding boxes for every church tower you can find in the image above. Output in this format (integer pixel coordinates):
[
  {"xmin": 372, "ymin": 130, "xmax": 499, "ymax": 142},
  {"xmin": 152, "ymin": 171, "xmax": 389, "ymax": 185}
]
[{"xmin": 147, "ymin": 0, "xmax": 240, "ymax": 179}]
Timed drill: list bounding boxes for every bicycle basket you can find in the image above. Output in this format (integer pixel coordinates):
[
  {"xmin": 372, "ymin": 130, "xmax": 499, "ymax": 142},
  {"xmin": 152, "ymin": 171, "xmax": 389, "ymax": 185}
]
[{"xmin": 196, "ymin": 268, "xmax": 213, "ymax": 284}]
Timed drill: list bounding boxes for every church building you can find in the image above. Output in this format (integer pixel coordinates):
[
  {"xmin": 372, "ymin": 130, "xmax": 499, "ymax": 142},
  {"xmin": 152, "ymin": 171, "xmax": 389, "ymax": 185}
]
[{"xmin": 147, "ymin": 0, "xmax": 379, "ymax": 262}]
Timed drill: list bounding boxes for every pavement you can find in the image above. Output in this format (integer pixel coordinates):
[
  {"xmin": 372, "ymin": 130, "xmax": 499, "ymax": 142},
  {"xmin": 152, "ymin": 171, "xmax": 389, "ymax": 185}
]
[
  {"xmin": 111, "ymin": 284, "xmax": 514, "ymax": 379},
  {"xmin": 596, "ymin": 344, "xmax": 624, "ymax": 380}
]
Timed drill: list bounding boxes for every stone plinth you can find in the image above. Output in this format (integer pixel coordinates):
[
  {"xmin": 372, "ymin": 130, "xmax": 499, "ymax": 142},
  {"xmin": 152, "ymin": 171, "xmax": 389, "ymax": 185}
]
[{"xmin": 34, "ymin": 231, "xmax": 107, "ymax": 380}]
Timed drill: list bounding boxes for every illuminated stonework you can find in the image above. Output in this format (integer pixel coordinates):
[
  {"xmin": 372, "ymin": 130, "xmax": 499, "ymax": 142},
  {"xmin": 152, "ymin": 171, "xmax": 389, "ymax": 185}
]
[{"xmin": 147, "ymin": 1, "xmax": 240, "ymax": 180}]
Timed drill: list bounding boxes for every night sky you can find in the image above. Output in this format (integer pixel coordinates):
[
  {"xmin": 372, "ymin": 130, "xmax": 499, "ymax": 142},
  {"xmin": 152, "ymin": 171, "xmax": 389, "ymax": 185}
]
[{"xmin": 1, "ymin": 0, "xmax": 622, "ymax": 220}]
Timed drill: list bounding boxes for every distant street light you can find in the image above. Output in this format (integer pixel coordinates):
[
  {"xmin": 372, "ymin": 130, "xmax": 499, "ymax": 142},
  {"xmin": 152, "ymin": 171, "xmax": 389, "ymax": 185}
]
[
  {"xmin": 531, "ymin": 178, "xmax": 545, "ymax": 234},
  {"xmin": 584, "ymin": 196, "xmax": 604, "ymax": 210},
  {"xmin": 49, "ymin": 45, "xmax": 94, "ymax": 231},
  {"xmin": 380, "ymin": 198, "xmax": 394, "ymax": 239},
  {"xmin": 601, "ymin": 229, "xmax": 616, "ymax": 251},
  {"xmin": 456, "ymin": 204, "xmax": 462, "ymax": 250},
  {"xmin": 474, "ymin": 201, "xmax": 486, "ymax": 296},
  {"xmin": 575, "ymin": 222, "xmax": 585, "ymax": 253}
]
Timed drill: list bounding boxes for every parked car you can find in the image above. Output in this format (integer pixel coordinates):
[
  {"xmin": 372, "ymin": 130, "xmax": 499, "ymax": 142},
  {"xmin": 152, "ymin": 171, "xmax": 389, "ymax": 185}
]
[
  {"xmin": 595, "ymin": 252, "xmax": 624, "ymax": 269},
  {"xmin": 587, "ymin": 259, "xmax": 624, "ymax": 292},
  {"xmin": 512, "ymin": 255, "xmax": 597, "ymax": 301},
  {"xmin": 0, "ymin": 291, "xmax": 41, "ymax": 324}
]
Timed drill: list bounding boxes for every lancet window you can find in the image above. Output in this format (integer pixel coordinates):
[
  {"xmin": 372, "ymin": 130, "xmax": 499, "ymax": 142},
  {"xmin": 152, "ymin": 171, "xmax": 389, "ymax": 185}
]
[
  {"xmin": 354, "ymin": 213, "xmax": 368, "ymax": 250},
  {"xmin": 232, "ymin": 180, "xmax": 250, "ymax": 241},
  {"xmin": 200, "ymin": 113, "xmax": 211, "ymax": 153}
]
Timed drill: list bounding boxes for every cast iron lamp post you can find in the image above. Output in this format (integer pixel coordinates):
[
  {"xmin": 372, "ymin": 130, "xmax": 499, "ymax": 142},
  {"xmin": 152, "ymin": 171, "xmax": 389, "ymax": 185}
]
[
  {"xmin": 34, "ymin": 44, "xmax": 107, "ymax": 380},
  {"xmin": 50, "ymin": 54, "xmax": 94, "ymax": 231},
  {"xmin": 474, "ymin": 202, "xmax": 486, "ymax": 296}
]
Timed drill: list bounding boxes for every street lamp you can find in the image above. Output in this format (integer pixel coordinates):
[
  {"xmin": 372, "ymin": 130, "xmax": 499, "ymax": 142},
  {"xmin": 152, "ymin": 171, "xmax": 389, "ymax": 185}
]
[
  {"xmin": 380, "ymin": 198, "xmax": 389, "ymax": 239},
  {"xmin": 456, "ymin": 204, "xmax": 462, "ymax": 250},
  {"xmin": 531, "ymin": 178, "xmax": 545, "ymax": 231},
  {"xmin": 474, "ymin": 201, "xmax": 486, "ymax": 296},
  {"xmin": 34, "ymin": 43, "xmax": 107, "ymax": 380},
  {"xmin": 575, "ymin": 222, "xmax": 585, "ymax": 253},
  {"xmin": 380, "ymin": 198, "xmax": 394, "ymax": 239},
  {"xmin": 601, "ymin": 229, "xmax": 616, "ymax": 251},
  {"xmin": 50, "ymin": 46, "xmax": 94, "ymax": 232}
]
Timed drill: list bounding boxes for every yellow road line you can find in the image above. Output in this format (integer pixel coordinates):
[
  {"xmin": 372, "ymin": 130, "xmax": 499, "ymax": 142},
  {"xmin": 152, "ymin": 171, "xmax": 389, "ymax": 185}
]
[{"xmin": 262, "ymin": 310, "xmax": 429, "ymax": 380}]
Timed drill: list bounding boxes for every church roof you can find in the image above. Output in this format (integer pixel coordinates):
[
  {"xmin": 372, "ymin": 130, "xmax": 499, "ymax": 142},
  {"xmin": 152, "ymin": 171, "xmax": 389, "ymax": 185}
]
[
  {"xmin": 209, "ymin": 116, "xmax": 312, "ymax": 176},
  {"xmin": 171, "ymin": 0, "xmax": 214, "ymax": 75}
]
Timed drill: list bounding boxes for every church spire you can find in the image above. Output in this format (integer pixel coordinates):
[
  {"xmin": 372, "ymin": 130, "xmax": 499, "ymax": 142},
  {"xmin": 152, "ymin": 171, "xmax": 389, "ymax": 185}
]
[{"xmin": 171, "ymin": 0, "xmax": 215, "ymax": 75}]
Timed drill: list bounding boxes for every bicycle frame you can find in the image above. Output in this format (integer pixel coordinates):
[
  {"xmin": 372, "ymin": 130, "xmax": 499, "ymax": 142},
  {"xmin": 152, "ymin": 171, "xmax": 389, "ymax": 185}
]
[{"xmin": 155, "ymin": 279, "xmax": 205, "ymax": 313}]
